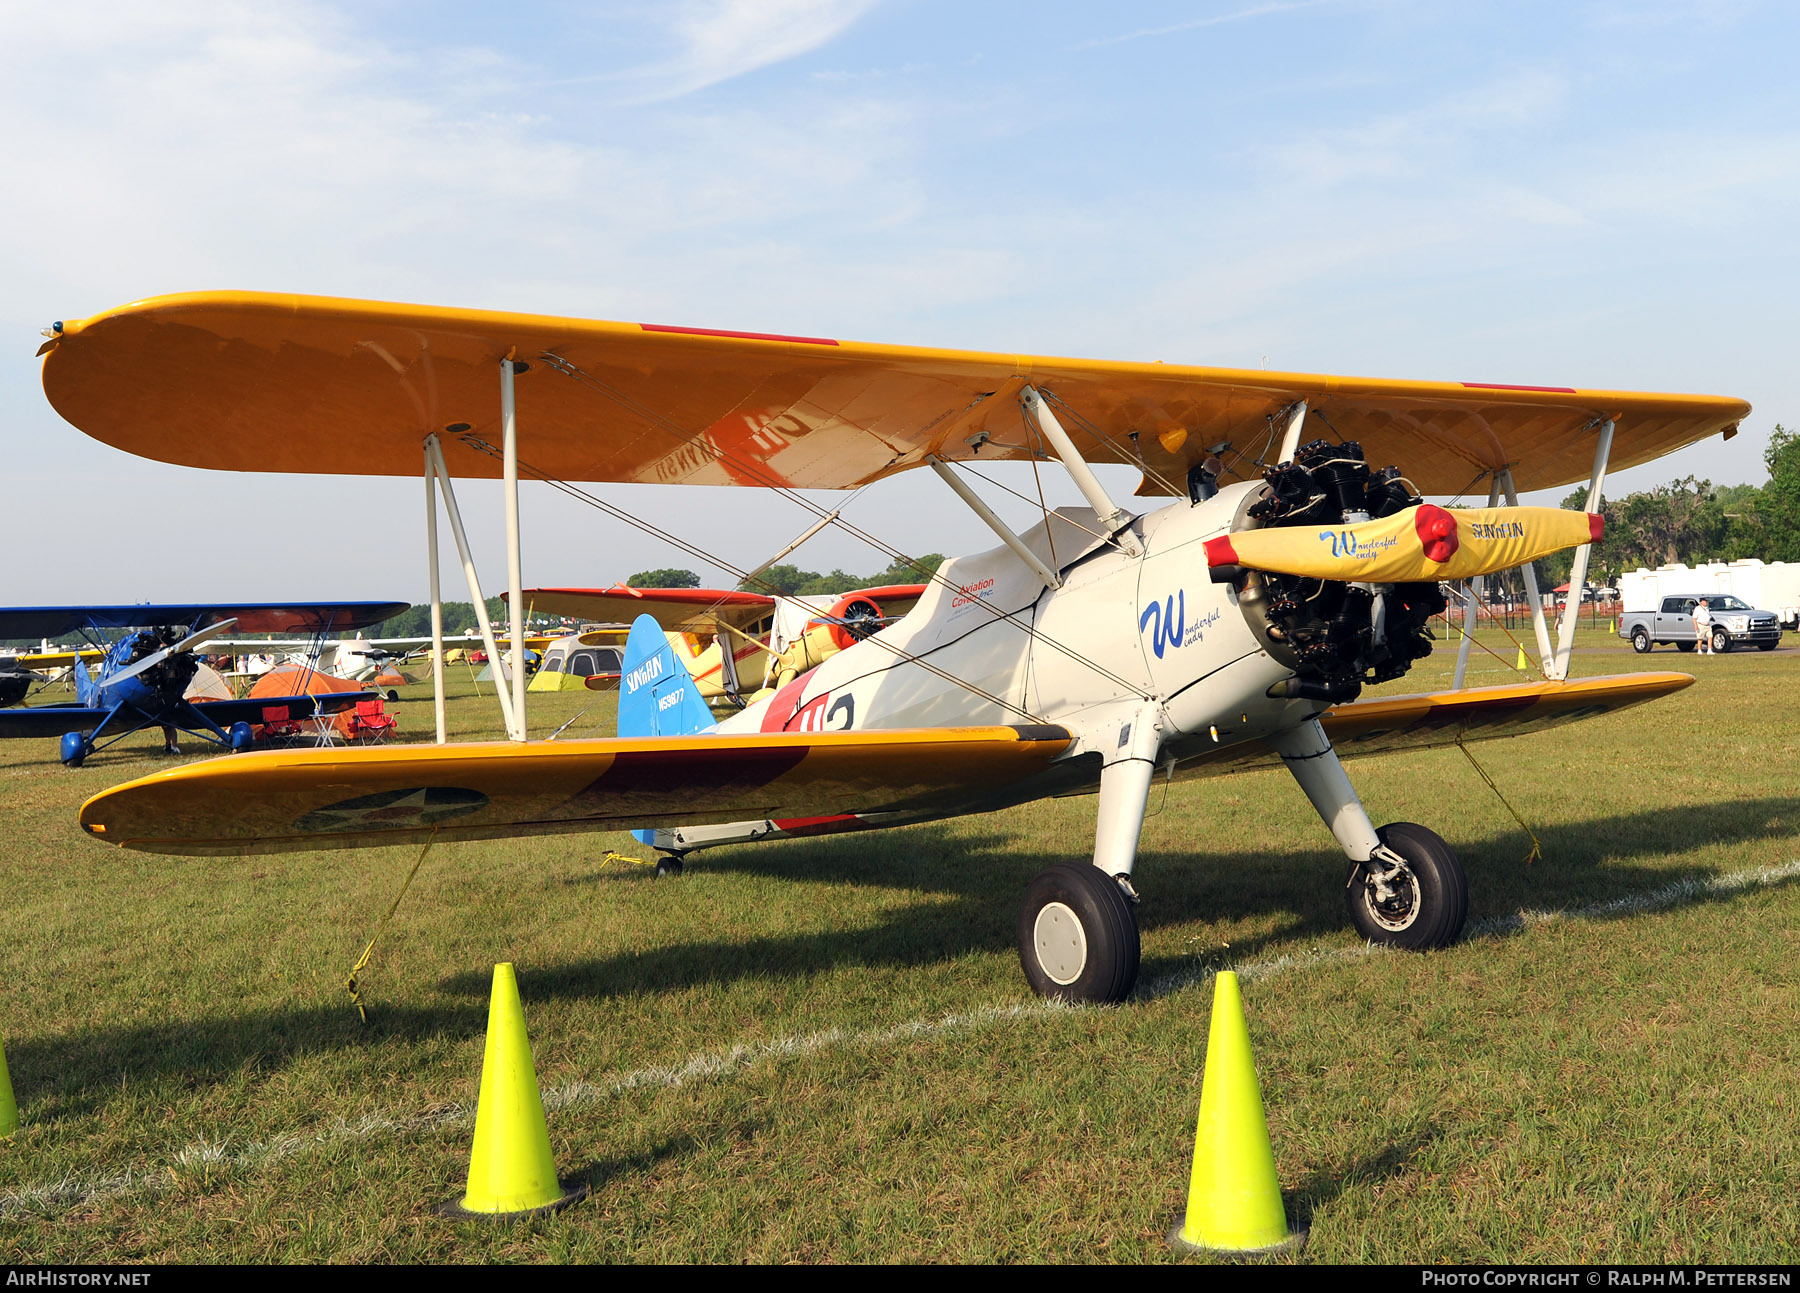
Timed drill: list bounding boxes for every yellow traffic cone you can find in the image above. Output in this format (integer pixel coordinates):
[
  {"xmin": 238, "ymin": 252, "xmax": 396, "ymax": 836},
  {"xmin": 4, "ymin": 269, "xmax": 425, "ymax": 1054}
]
[
  {"xmin": 1515, "ymin": 645, "xmax": 1528, "ymax": 671},
  {"xmin": 1171, "ymin": 972, "xmax": 1304, "ymax": 1255},
  {"xmin": 0, "ymin": 1038, "xmax": 16, "ymax": 1138},
  {"xmin": 443, "ymin": 964, "xmax": 584, "ymax": 1219}
]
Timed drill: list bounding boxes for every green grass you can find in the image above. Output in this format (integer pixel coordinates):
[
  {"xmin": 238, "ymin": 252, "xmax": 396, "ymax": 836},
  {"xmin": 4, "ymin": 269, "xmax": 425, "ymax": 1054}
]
[{"xmin": 1, "ymin": 633, "xmax": 1797, "ymax": 1261}]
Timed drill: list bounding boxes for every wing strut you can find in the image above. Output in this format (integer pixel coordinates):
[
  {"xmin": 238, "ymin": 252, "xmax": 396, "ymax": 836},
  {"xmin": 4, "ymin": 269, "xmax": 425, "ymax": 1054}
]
[
  {"xmin": 1452, "ymin": 475, "xmax": 1505, "ymax": 688},
  {"xmin": 424, "ymin": 441, "xmax": 447, "ymax": 743},
  {"xmin": 1499, "ymin": 468, "xmax": 1556, "ymax": 670},
  {"xmin": 1273, "ymin": 400, "xmax": 1309, "ymax": 464},
  {"xmin": 425, "ymin": 433, "xmax": 520, "ymax": 740},
  {"xmin": 927, "ymin": 456, "xmax": 1062, "ymax": 589},
  {"xmin": 501, "ymin": 357, "xmax": 527, "ymax": 741},
  {"xmin": 1020, "ymin": 386, "xmax": 1143, "ymax": 558},
  {"xmin": 1549, "ymin": 418, "xmax": 1615, "ymax": 681}
]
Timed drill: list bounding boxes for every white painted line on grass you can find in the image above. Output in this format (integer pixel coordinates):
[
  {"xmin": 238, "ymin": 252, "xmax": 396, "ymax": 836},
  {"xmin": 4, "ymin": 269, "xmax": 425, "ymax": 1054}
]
[{"xmin": 6, "ymin": 857, "xmax": 1798, "ymax": 1219}]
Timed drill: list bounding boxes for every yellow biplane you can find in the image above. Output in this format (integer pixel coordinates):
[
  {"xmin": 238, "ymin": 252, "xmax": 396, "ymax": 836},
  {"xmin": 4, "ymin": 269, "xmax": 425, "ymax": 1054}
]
[
  {"xmin": 513, "ymin": 582, "xmax": 927, "ymax": 706},
  {"xmin": 46, "ymin": 292, "xmax": 1746, "ymax": 1000}
]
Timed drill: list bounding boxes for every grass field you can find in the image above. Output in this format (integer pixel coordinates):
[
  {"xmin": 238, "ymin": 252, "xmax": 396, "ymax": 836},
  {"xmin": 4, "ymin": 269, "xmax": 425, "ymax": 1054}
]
[{"xmin": 1, "ymin": 629, "xmax": 1797, "ymax": 1262}]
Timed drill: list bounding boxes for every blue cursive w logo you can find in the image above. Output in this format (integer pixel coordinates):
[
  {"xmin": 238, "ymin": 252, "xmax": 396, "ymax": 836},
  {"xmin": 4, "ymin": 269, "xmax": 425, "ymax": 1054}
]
[{"xmin": 1139, "ymin": 591, "xmax": 1185, "ymax": 659}]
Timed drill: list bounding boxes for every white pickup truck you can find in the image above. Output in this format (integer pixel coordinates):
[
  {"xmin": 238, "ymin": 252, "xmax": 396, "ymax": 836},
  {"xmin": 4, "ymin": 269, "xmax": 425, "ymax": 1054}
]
[{"xmin": 1619, "ymin": 594, "xmax": 1783, "ymax": 654}]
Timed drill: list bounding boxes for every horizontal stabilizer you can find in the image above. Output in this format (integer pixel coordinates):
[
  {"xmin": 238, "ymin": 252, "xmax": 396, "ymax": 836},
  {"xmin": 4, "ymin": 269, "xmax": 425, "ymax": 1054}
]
[{"xmin": 79, "ymin": 725, "xmax": 1074, "ymax": 855}]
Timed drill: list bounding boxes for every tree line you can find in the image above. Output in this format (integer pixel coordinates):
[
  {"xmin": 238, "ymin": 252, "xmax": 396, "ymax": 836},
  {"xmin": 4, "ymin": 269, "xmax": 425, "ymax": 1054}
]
[
  {"xmin": 1540, "ymin": 425, "xmax": 1799, "ymax": 585},
  {"xmin": 626, "ymin": 554, "xmax": 947, "ymax": 596}
]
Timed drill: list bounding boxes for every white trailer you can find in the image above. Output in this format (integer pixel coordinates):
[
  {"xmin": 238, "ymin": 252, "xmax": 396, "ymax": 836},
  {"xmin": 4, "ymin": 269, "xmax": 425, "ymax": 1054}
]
[{"xmin": 1620, "ymin": 560, "xmax": 1800, "ymax": 628}]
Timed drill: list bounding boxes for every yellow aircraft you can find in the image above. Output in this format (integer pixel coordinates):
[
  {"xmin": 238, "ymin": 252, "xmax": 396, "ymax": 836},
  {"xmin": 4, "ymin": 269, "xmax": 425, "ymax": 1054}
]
[
  {"xmin": 44, "ymin": 291, "xmax": 1747, "ymax": 1000},
  {"xmin": 513, "ymin": 583, "xmax": 926, "ymax": 705}
]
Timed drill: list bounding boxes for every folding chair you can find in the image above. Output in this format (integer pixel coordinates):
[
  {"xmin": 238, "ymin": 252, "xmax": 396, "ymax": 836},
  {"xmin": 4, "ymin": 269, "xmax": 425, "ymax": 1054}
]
[
  {"xmin": 348, "ymin": 698, "xmax": 399, "ymax": 745},
  {"xmin": 259, "ymin": 705, "xmax": 304, "ymax": 746}
]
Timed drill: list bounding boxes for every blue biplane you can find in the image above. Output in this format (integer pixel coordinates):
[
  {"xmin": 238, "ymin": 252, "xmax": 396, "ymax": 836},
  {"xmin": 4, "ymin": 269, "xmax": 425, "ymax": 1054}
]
[{"xmin": 0, "ymin": 601, "xmax": 408, "ymax": 765}]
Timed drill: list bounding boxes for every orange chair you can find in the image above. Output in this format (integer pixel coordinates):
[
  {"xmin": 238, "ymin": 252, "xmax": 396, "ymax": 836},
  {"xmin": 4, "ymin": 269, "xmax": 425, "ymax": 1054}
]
[
  {"xmin": 260, "ymin": 705, "xmax": 305, "ymax": 745},
  {"xmin": 348, "ymin": 698, "xmax": 399, "ymax": 744}
]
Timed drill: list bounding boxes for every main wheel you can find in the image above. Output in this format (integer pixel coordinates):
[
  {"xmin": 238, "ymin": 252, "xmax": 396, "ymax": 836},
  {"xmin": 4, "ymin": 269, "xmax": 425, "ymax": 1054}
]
[
  {"xmin": 1345, "ymin": 822, "xmax": 1467, "ymax": 950},
  {"xmin": 1631, "ymin": 628, "xmax": 1652, "ymax": 653},
  {"xmin": 1018, "ymin": 863, "xmax": 1139, "ymax": 1003},
  {"xmin": 1712, "ymin": 628, "xmax": 1732, "ymax": 654}
]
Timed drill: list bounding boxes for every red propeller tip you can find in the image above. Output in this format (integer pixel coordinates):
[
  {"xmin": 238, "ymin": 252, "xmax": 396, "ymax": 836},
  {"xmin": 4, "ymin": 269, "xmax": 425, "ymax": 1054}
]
[
  {"xmin": 1204, "ymin": 535, "xmax": 1240, "ymax": 567},
  {"xmin": 1588, "ymin": 512, "xmax": 1604, "ymax": 541}
]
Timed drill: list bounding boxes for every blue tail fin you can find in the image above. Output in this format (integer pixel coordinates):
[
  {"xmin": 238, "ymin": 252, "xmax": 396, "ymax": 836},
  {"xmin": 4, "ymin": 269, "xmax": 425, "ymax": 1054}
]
[
  {"xmin": 618, "ymin": 614, "xmax": 716, "ymax": 847},
  {"xmin": 618, "ymin": 614, "xmax": 717, "ymax": 740}
]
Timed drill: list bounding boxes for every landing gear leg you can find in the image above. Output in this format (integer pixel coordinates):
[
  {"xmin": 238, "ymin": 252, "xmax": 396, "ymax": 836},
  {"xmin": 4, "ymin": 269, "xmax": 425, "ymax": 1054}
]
[
  {"xmin": 1017, "ymin": 705, "xmax": 1161, "ymax": 1003},
  {"xmin": 1270, "ymin": 718, "xmax": 1467, "ymax": 949}
]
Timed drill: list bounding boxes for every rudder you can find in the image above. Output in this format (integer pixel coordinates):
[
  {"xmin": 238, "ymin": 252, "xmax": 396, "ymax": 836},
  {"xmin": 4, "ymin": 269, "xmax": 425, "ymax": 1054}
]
[{"xmin": 618, "ymin": 614, "xmax": 717, "ymax": 848}]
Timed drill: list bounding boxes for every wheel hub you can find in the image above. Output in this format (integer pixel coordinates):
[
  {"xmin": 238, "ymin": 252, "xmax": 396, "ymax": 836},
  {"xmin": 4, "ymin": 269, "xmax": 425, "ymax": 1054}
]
[
  {"xmin": 1361, "ymin": 859, "xmax": 1420, "ymax": 931},
  {"xmin": 1032, "ymin": 901, "xmax": 1089, "ymax": 985}
]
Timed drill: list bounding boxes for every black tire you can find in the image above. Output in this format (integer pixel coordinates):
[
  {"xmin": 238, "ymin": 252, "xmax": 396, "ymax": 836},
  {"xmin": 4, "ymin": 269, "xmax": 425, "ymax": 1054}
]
[
  {"xmin": 1758, "ymin": 642, "xmax": 1777, "ymax": 651},
  {"xmin": 1712, "ymin": 628, "xmax": 1732, "ymax": 654},
  {"xmin": 1345, "ymin": 823, "xmax": 1467, "ymax": 950},
  {"xmin": 1631, "ymin": 628, "xmax": 1652, "ymax": 653},
  {"xmin": 655, "ymin": 855, "xmax": 685, "ymax": 878},
  {"xmin": 1017, "ymin": 863, "xmax": 1139, "ymax": 1003},
  {"xmin": 1676, "ymin": 641, "xmax": 1695, "ymax": 653}
]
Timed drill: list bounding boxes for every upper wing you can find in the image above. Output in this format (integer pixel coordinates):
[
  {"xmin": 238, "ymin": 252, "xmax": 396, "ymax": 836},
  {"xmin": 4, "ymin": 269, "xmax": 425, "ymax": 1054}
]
[
  {"xmin": 0, "ymin": 601, "xmax": 409, "ymax": 638},
  {"xmin": 78, "ymin": 724, "xmax": 1075, "ymax": 855},
  {"xmin": 41, "ymin": 291, "xmax": 1748, "ymax": 496},
  {"xmin": 514, "ymin": 587, "xmax": 775, "ymax": 635},
  {"xmin": 3, "ymin": 648, "xmax": 105, "ymax": 669}
]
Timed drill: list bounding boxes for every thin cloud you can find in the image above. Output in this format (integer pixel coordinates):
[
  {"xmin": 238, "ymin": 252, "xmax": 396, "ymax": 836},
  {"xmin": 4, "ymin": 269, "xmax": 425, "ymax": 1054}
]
[
  {"xmin": 1078, "ymin": 0, "xmax": 1334, "ymax": 50},
  {"xmin": 559, "ymin": 0, "xmax": 881, "ymax": 103}
]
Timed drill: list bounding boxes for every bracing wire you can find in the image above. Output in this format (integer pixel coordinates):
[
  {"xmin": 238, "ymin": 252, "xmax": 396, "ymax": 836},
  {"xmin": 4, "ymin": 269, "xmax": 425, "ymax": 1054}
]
[
  {"xmin": 450, "ymin": 433, "xmax": 1046, "ymax": 722},
  {"xmin": 530, "ymin": 354, "xmax": 1154, "ymax": 702}
]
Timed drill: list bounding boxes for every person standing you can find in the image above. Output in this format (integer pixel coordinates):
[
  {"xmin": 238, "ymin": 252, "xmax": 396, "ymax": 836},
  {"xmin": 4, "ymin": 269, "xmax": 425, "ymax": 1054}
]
[{"xmin": 1693, "ymin": 598, "xmax": 1713, "ymax": 655}]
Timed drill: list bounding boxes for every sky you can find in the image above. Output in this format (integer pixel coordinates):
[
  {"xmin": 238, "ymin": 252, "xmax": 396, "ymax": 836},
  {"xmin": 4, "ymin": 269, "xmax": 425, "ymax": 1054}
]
[{"xmin": 4, "ymin": 0, "xmax": 1797, "ymax": 605}]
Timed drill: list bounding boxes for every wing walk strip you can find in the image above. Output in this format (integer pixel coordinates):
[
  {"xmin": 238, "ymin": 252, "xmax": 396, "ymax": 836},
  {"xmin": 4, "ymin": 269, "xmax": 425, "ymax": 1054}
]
[{"xmin": 6, "ymin": 857, "xmax": 1797, "ymax": 1222}]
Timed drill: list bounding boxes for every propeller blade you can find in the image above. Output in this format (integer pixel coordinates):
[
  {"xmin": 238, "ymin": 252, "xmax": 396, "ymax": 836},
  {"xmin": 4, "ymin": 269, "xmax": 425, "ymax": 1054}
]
[
  {"xmin": 1205, "ymin": 504, "xmax": 1602, "ymax": 583},
  {"xmin": 172, "ymin": 618, "xmax": 238, "ymax": 655},
  {"xmin": 102, "ymin": 619, "xmax": 242, "ymax": 688}
]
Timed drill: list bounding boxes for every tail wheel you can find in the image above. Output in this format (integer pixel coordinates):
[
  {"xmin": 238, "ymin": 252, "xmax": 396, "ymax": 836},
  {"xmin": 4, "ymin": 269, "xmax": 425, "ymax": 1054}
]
[
  {"xmin": 1017, "ymin": 863, "xmax": 1139, "ymax": 1003},
  {"xmin": 1345, "ymin": 822, "xmax": 1467, "ymax": 950}
]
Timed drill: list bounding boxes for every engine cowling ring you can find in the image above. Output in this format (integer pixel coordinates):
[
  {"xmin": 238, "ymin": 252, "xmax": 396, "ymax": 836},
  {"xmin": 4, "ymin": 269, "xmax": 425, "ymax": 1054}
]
[{"xmin": 826, "ymin": 594, "xmax": 884, "ymax": 652}]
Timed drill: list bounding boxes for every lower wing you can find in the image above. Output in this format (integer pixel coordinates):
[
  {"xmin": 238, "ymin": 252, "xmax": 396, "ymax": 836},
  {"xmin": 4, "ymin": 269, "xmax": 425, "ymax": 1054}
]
[
  {"xmin": 1163, "ymin": 671, "xmax": 1694, "ymax": 782},
  {"xmin": 80, "ymin": 725, "xmax": 1074, "ymax": 855}
]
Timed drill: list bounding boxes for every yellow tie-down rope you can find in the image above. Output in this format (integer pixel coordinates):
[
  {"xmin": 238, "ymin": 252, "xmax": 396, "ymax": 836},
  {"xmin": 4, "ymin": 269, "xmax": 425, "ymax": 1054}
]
[
  {"xmin": 1456, "ymin": 741, "xmax": 1542, "ymax": 866},
  {"xmin": 345, "ymin": 831, "xmax": 438, "ymax": 1023}
]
